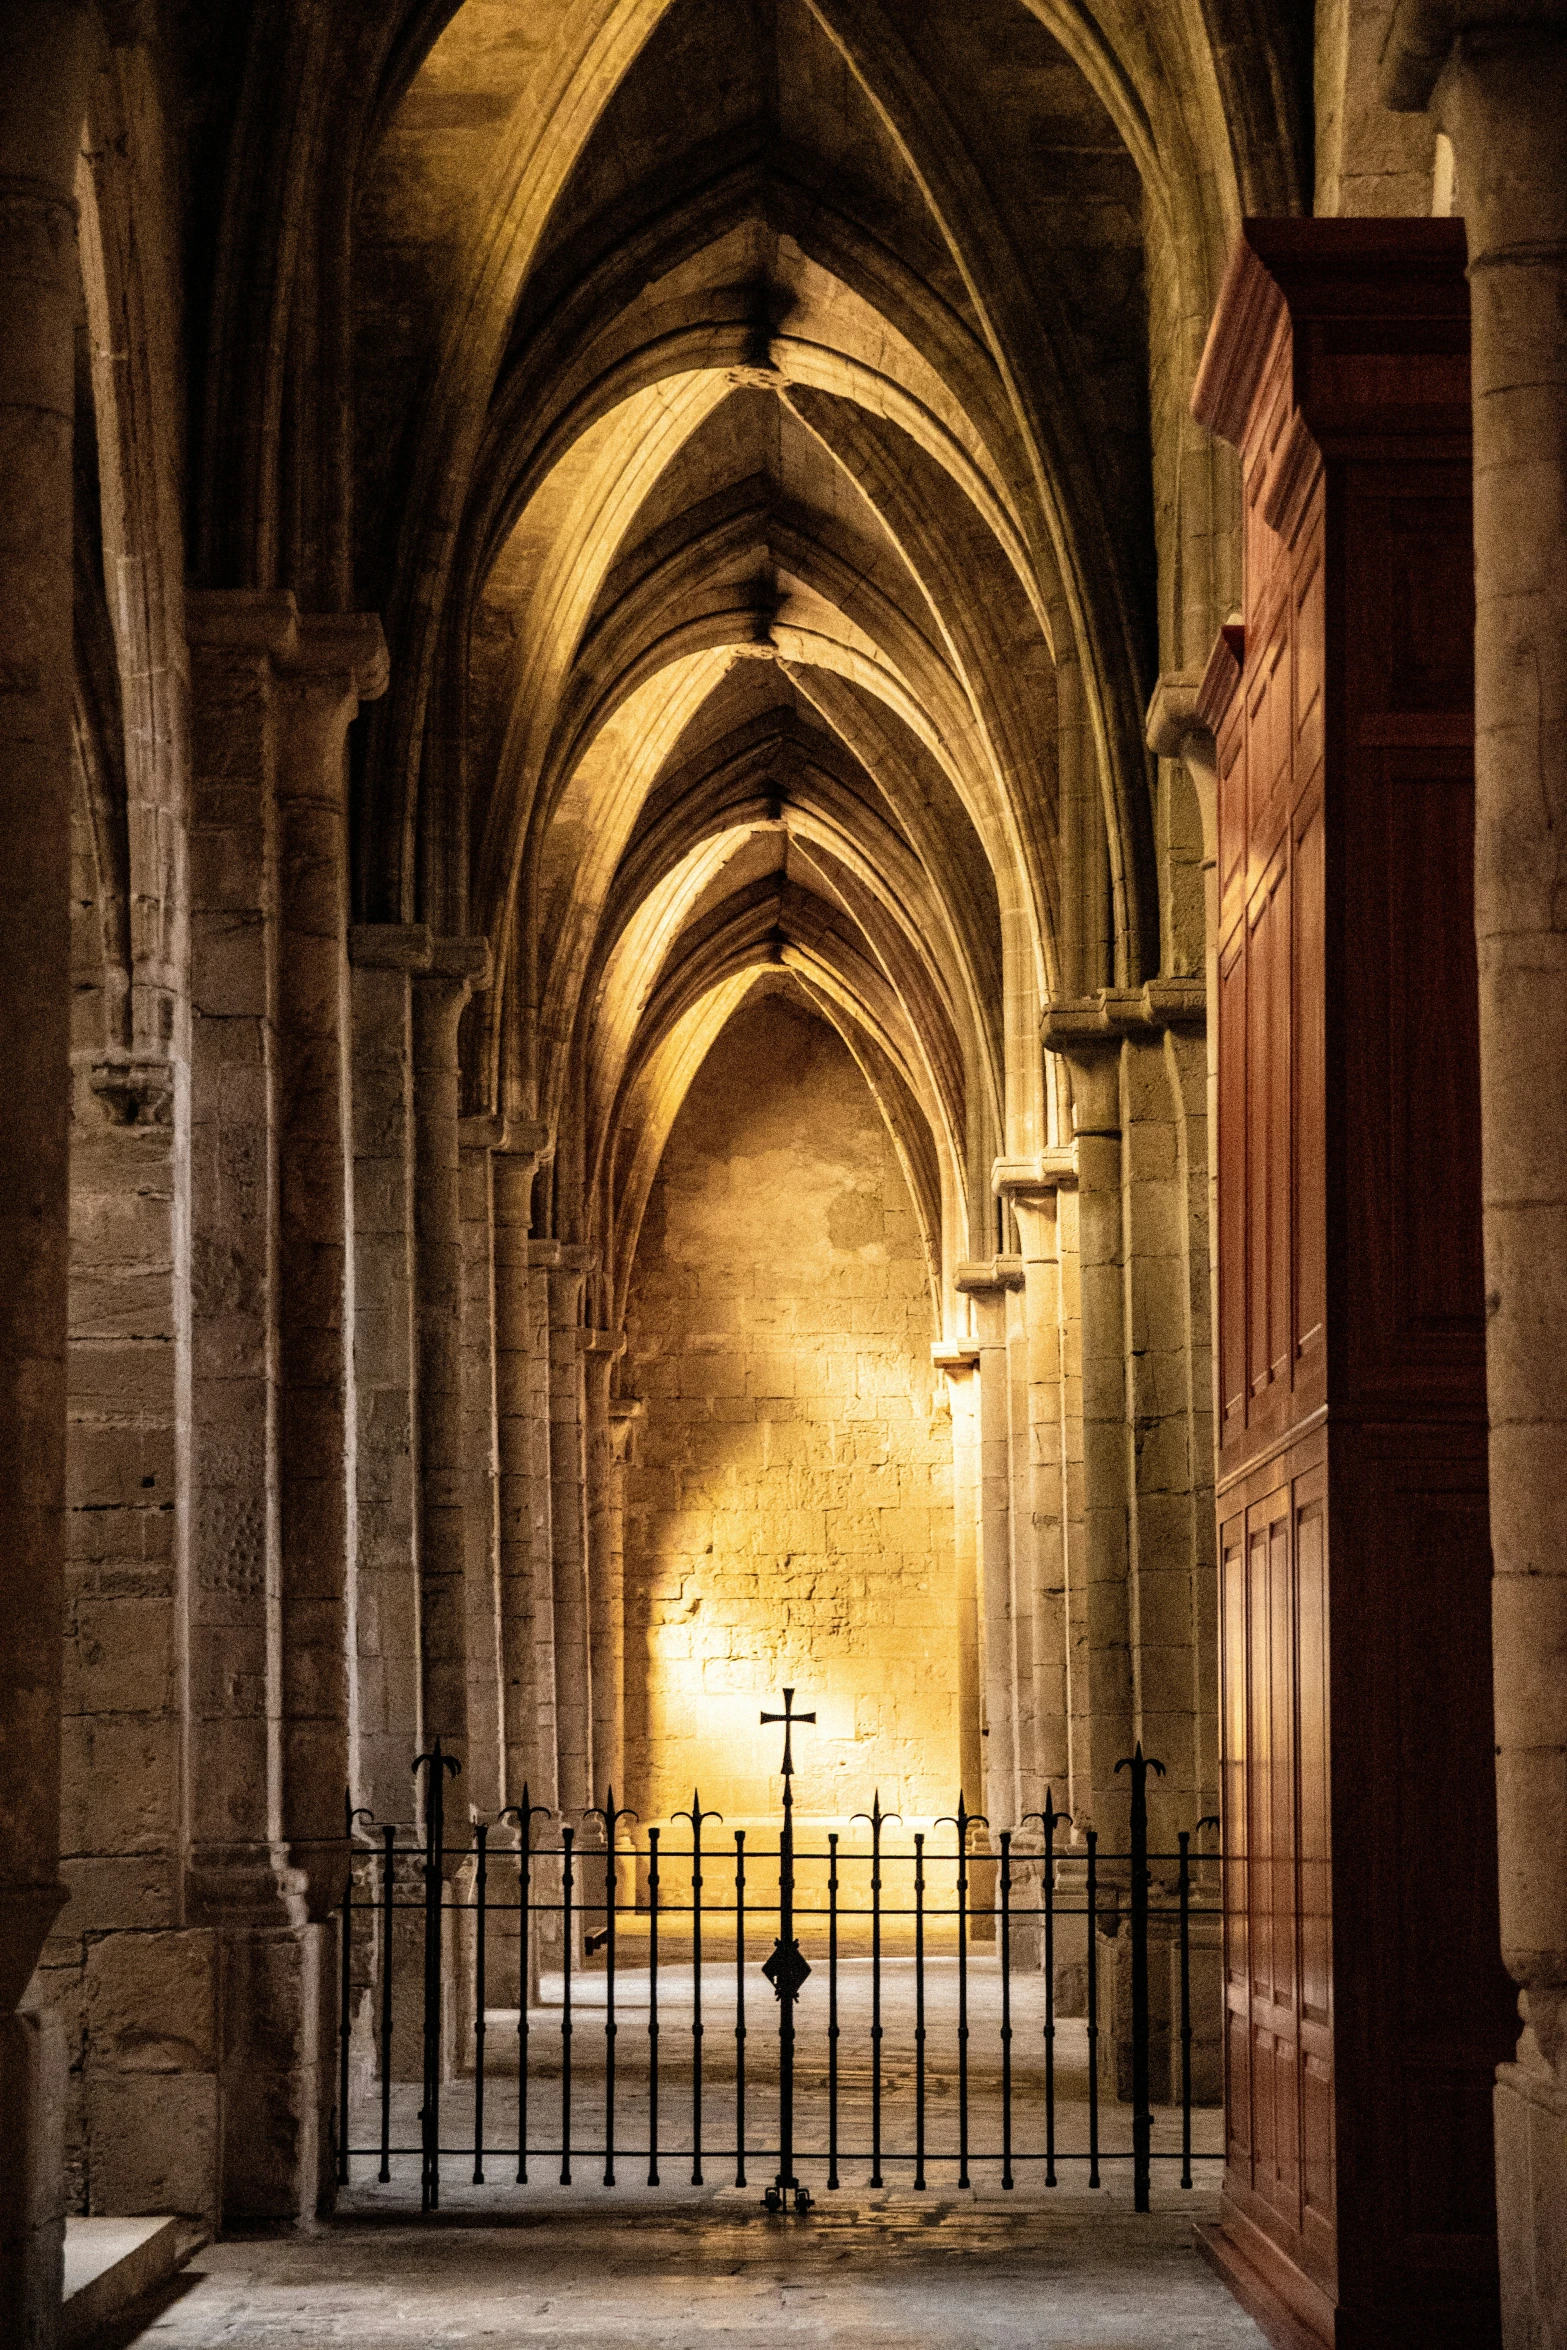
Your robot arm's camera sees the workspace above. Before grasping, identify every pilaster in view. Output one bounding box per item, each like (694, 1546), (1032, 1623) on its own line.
(347, 923), (431, 1824)
(411, 936), (491, 1763)
(0, 21), (92, 2329)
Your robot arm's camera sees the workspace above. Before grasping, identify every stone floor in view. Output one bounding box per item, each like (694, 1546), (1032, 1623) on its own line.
(112, 2202), (1267, 2349)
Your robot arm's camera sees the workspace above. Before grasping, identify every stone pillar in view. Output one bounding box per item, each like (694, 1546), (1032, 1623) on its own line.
(0, 7), (93, 2331)
(1043, 1032), (1133, 1844)
(411, 938), (490, 1763)
(933, 1343), (987, 1811)
(583, 1330), (626, 1814)
(995, 1154), (1079, 1819)
(539, 1244), (594, 1819)
(955, 1256), (1026, 1824)
(274, 617), (386, 1897)
(457, 1114), (506, 1822)
(185, 590), (317, 2224)
(493, 1139), (556, 1813)
(1382, 16), (1567, 2339)
(348, 923), (431, 1826)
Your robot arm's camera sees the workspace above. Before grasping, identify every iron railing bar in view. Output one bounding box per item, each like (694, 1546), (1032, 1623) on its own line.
(734, 1831), (746, 2189)
(560, 1825), (574, 2186)
(914, 1833), (927, 2192)
(647, 1828), (661, 2186)
(379, 1823), (395, 2184)
(1000, 1828), (1013, 2191)
(473, 1822), (487, 2184)
(1087, 1826), (1100, 2191)
(827, 1831), (839, 2191)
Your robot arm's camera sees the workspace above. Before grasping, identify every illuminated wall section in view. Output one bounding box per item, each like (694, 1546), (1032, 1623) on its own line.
(623, 986), (961, 1833)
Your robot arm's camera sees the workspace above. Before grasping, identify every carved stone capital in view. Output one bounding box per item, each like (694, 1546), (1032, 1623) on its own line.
(88, 1052), (175, 1126)
(955, 1254), (1026, 1296)
(992, 1149), (1078, 1201)
(350, 921), (434, 972)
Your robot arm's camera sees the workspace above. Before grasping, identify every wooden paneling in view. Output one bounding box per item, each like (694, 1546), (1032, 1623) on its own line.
(1193, 222), (1513, 2349)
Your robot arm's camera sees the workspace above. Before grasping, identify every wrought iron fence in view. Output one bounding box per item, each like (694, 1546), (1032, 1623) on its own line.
(332, 1698), (1221, 2216)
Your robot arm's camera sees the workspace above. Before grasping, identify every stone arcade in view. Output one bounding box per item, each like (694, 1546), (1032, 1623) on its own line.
(0, 3), (1564, 2347)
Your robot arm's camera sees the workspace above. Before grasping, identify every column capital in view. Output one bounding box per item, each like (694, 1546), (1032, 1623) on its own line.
(86, 1048), (175, 1127)
(580, 1326), (626, 1358)
(1042, 982), (1205, 1055)
(458, 1111), (508, 1153)
(186, 586), (298, 664)
(1146, 667), (1219, 864)
(992, 1149), (1078, 1201)
(932, 1340), (981, 1376)
(282, 611), (388, 701)
(420, 932), (493, 993)
(349, 921), (434, 972)
(955, 1255), (1026, 1296)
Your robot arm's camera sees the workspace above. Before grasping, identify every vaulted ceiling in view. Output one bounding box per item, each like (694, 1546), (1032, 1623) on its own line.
(282, 0), (1310, 1321)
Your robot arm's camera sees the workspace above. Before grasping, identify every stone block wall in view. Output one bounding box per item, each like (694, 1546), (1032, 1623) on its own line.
(622, 988), (960, 1831)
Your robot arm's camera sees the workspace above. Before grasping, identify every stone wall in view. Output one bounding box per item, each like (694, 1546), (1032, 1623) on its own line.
(622, 988), (960, 1830)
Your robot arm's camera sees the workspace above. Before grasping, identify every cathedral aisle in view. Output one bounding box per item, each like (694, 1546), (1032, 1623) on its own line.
(111, 2208), (1266, 2350)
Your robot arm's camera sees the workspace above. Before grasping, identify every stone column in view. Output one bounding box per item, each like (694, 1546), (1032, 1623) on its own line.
(1383, 16), (1567, 2338)
(955, 1257), (1026, 1825)
(457, 1114), (506, 1821)
(1042, 1029), (1133, 1845)
(583, 1330), (626, 1814)
(185, 591), (320, 2224)
(273, 617), (386, 1898)
(492, 1138), (556, 1813)
(995, 1155), (1079, 1818)
(933, 1344), (986, 1812)
(348, 924), (431, 1826)
(0, 8), (92, 2332)
(539, 1243), (594, 1820)
(411, 938), (490, 1764)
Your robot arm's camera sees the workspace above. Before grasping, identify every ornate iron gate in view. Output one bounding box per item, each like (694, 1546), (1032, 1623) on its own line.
(333, 1695), (1220, 2214)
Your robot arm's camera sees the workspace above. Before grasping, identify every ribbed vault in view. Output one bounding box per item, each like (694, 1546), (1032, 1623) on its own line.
(344, 0), (1303, 1339)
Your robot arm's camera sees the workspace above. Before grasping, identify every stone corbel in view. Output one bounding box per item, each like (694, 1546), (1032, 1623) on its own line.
(349, 922), (434, 972)
(932, 1339), (982, 1376)
(458, 1111), (508, 1154)
(608, 1394), (646, 1469)
(1041, 980), (1206, 1054)
(992, 1148), (1078, 1204)
(88, 1050), (175, 1126)
(955, 1255), (1027, 1296)
(1146, 669), (1219, 867)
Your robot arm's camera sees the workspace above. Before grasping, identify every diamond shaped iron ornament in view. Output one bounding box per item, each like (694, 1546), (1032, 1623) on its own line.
(762, 1935), (811, 2003)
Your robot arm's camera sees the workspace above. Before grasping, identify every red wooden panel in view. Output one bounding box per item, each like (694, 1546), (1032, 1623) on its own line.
(1197, 222), (1499, 2347)
(1246, 897), (1272, 1408)
(1267, 866), (1292, 1392)
(1218, 938), (1248, 1443)
(1292, 796), (1326, 1374)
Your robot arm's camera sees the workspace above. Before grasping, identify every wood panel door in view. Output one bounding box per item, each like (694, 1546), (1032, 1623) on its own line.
(1194, 221), (1513, 2350)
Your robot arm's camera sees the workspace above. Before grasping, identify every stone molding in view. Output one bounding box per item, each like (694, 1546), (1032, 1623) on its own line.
(87, 1049), (175, 1125)
(954, 1254), (1026, 1296)
(349, 921), (434, 972)
(186, 590), (387, 699)
(457, 1112), (508, 1152)
(1042, 982), (1206, 1054)
(992, 1149), (1078, 1200)
(931, 1340), (981, 1373)
(580, 1327), (626, 1358)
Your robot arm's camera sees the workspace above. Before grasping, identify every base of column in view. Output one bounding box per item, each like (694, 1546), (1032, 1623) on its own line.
(221, 1924), (330, 2225)
(1496, 2050), (1567, 2350)
(0, 1989), (66, 2350)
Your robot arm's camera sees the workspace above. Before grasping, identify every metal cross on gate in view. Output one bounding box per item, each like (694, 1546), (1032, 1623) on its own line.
(760, 1689), (814, 2212)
